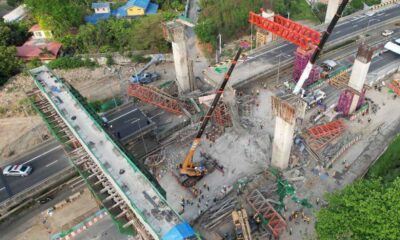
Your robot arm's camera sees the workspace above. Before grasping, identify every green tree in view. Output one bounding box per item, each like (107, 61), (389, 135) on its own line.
(316, 178), (400, 240)
(24, 0), (86, 36)
(0, 20), (30, 46)
(0, 46), (22, 85)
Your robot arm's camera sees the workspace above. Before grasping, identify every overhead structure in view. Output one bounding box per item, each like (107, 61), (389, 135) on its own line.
(128, 83), (184, 114)
(293, 0), (350, 94)
(29, 66), (196, 240)
(249, 9), (322, 88)
(179, 46), (244, 187)
(249, 11), (320, 50)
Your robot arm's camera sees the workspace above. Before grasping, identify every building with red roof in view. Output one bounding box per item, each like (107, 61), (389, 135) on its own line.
(16, 24), (62, 61)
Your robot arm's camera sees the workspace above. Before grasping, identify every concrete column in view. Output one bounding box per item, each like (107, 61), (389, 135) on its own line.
(325, 0), (340, 24)
(256, 10), (275, 48)
(166, 21), (195, 94)
(271, 116), (295, 169)
(348, 59), (371, 92)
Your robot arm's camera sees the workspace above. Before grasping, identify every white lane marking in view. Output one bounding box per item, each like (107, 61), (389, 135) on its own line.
(45, 159), (59, 168)
(108, 108), (138, 123)
(0, 187), (5, 191)
(22, 146), (62, 165)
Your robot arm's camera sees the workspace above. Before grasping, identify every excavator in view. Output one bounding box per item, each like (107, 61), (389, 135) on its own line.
(178, 45), (244, 187)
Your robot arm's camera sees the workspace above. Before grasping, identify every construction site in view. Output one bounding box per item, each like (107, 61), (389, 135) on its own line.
(8, 1), (400, 240)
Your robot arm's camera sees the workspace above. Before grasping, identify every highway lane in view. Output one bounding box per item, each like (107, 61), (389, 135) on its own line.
(0, 141), (69, 202)
(204, 4), (400, 87)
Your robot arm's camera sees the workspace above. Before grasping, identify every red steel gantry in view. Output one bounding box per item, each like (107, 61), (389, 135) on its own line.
(128, 83), (184, 114)
(249, 10), (322, 87)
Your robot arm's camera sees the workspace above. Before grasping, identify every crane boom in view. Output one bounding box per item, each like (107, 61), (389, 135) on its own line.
(180, 47), (243, 177)
(293, 0), (349, 94)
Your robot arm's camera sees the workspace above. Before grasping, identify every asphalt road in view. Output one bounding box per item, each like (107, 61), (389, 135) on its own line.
(204, 4), (400, 87)
(105, 104), (154, 141)
(0, 141), (69, 202)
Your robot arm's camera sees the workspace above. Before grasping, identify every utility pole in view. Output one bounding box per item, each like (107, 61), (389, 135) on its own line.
(276, 52), (282, 85)
(219, 33), (222, 56)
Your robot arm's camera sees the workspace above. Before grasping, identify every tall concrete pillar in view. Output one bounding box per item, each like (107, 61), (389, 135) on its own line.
(271, 97), (306, 169)
(347, 44), (375, 114)
(255, 9), (276, 48)
(164, 21), (195, 94)
(272, 116), (296, 169)
(325, 0), (340, 24)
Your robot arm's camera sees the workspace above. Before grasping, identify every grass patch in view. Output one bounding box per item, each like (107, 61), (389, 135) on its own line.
(290, 0), (320, 23)
(366, 135), (400, 183)
(48, 56), (97, 70)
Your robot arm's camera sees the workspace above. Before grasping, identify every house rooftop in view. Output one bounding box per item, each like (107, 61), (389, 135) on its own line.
(126, 0), (150, 9)
(29, 24), (42, 32)
(17, 42), (62, 60)
(91, 2), (110, 9)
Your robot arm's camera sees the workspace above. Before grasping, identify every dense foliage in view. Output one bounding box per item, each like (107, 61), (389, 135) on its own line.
(195, 0), (264, 47)
(367, 135), (400, 183)
(0, 20), (30, 47)
(0, 46), (22, 85)
(195, 0), (318, 47)
(316, 178), (400, 239)
(47, 56), (97, 69)
(0, 20), (28, 85)
(344, 0), (381, 15)
(61, 15), (169, 54)
(24, 0), (88, 35)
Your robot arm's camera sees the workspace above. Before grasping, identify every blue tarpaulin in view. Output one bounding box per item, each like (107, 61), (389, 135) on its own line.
(162, 223), (195, 240)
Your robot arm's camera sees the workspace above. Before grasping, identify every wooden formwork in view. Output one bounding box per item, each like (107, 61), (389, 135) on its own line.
(271, 96), (296, 124)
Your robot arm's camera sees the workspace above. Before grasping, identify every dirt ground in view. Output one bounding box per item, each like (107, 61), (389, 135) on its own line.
(0, 117), (50, 163)
(0, 61), (177, 163)
(15, 189), (99, 240)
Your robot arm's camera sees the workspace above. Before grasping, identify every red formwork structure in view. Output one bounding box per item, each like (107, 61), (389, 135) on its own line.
(336, 87), (366, 116)
(247, 189), (287, 238)
(248, 11), (322, 87)
(307, 120), (345, 138)
(128, 83), (183, 114)
(213, 102), (232, 128)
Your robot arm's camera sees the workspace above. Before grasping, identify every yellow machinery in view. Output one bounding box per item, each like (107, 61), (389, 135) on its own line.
(232, 209), (252, 240)
(178, 46), (243, 187)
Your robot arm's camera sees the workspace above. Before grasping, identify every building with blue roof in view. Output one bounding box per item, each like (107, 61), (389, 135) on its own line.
(92, 2), (111, 14)
(85, 0), (159, 24)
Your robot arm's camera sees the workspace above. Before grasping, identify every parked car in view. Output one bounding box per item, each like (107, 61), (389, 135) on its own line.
(382, 29), (394, 37)
(2, 164), (33, 177)
(131, 72), (161, 84)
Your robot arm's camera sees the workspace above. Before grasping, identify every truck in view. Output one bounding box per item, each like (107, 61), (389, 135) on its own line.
(300, 89), (326, 108)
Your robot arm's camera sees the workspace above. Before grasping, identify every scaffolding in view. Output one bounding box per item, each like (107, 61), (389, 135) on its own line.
(247, 189), (287, 238)
(28, 88), (143, 237)
(128, 83), (184, 114)
(213, 102), (232, 128)
(328, 70), (350, 89)
(336, 88), (366, 116)
(293, 47), (321, 87)
(307, 120), (345, 138)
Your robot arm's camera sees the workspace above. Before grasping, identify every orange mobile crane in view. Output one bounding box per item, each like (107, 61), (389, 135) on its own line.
(178, 46), (244, 187)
